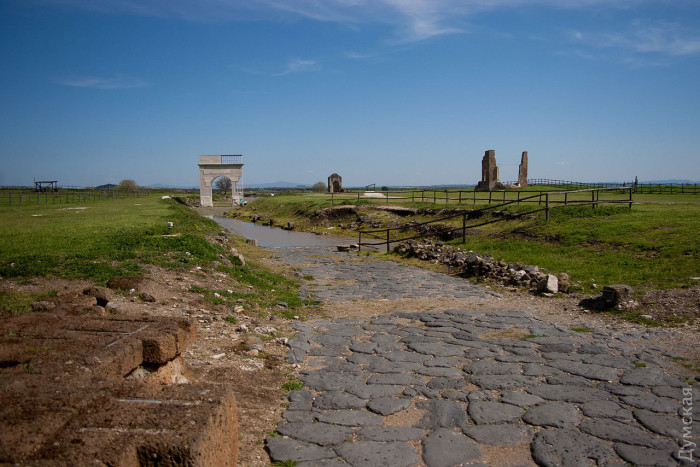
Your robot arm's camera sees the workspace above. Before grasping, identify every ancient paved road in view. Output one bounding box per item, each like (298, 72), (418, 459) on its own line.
(267, 247), (699, 466)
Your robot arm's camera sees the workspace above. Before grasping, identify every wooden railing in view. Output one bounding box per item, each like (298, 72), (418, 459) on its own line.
(0, 188), (149, 206)
(358, 187), (633, 253)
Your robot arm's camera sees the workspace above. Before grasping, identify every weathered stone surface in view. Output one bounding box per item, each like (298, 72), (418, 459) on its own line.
(538, 274), (558, 294)
(468, 401), (524, 425)
(614, 444), (677, 467)
(316, 410), (383, 427)
(313, 391), (366, 410)
(463, 424), (533, 446)
(335, 441), (419, 467)
(358, 427), (425, 442)
(265, 437), (336, 462)
(464, 360), (522, 375)
(527, 384), (612, 403)
(633, 409), (684, 438)
(367, 359), (421, 374)
(578, 419), (673, 450)
(366, 397), (411, 416)
(500, 391), (545, 407)
(276, 422), (353, 446)
(301, 372), (367, 391)
(620, 395), (679, 413)
(416, 366), (464, 377)
(422, 428), (482, 467)
(366, 373), (425, 386)
(418, 400), (469, 429)
(620, 368), (683, 387)
(426, 377), (466, 390)
(345, 384), (404, 399)
(546, 360), (620, 381)
(407, 342), (464, 356)
(383, 351), (431, 363)
(289, 390), (315, 403)
(522, 363), (562, 377)
(530, 429), (614, 467)
(580, 400), (633, 420)
(469, 375), (539, 390)
(522, 402), (580, 428)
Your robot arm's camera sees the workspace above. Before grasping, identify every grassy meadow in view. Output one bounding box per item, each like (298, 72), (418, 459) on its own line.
(0, 193), (306, 316)
(233, 188), (700, 292)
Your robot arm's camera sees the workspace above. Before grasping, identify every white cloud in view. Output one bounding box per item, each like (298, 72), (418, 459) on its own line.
(572, 19), (700, 57)
(58, 75), (150, 89)
(275, 59), (319, 76)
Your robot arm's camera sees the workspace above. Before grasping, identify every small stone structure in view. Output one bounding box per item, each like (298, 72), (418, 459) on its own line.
(198, 155), (243, 207)
(518, 151), (528, 187)
(476, 150), (499, 191)
(328, 173), (343, 193)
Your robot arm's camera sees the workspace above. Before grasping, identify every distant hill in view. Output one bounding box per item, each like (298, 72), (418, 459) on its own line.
(642, 179), (699, 184)
(245, 181), (308, 189)
(95, 183), (118, 190)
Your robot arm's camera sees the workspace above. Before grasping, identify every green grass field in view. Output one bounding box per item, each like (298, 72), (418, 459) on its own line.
(233, 189), (700, 292)
(0, 194), (306, 316)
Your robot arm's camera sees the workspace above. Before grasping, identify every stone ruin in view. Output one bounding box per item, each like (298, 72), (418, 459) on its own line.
(518, 151), (528, 187)
(475, 149), (528, 191)
(328, 173), (343, 193)
(475, 150), (499, 191)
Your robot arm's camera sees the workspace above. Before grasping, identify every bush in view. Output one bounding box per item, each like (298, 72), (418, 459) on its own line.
(312, 181), (326, 193)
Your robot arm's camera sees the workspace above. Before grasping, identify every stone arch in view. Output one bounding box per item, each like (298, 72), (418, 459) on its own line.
(199, 155), (244, 207)
(327, 173), (343, 193)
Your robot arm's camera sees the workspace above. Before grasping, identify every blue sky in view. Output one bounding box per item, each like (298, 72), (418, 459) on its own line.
(1, 0), (699, 187)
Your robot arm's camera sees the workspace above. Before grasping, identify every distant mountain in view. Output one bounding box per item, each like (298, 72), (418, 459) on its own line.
(642, 179), (699, 184)
(245, 181), (308, 188)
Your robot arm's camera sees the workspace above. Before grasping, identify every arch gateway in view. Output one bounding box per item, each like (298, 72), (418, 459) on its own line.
(198, 155), (244, 207)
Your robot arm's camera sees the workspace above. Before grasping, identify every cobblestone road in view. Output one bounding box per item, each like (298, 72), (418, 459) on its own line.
(267, 247), (699, 466)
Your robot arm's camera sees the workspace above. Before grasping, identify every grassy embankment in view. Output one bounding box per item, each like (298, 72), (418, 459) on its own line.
(231, 189), (700, 293)
(0, 193), (307, 317)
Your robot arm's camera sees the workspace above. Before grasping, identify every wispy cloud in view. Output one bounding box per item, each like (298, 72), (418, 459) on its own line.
(275, 59), (319, 76)
(571, 20), (700, 57)
(58, 75), (150, 89)
(31, 0), (700, 49)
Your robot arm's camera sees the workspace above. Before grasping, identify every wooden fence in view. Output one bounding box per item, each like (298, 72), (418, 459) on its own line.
(0, 189), (149, 206)
(358, 187), (633, 253)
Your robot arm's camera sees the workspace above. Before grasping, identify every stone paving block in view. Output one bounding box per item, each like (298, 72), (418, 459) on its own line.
(426, 376), (466, 390)
(522, 401), (580, 428)
(366, 359), (421, 374)
(530, 429), (614, 467)
(597, 382), (646, 396)
(620, 368), (684, 387)
(266, 437), (337, 462)
(367, 373), (426, 386)
(464, 360), (522, 375)
(620, 395), (679, 413)
(527, 384), (612, 403)
(366, 397), (411, 415)
(614, 444), (677, 467)
(463, 423), (533, 446)
(500, 391), (545, 407)
(579, 419), (675, 450)
(335, 441), (419, 467)
(422, 356), (466, 368)
(289, 390), (315, 403)
(314, 391), (367, 410)
(468, 401), (524, 424)
(345, 384), (404, 399)
(469, 375), (539, 390)
(276, 422), (354, 446)
(546, 360), (620, 381)
(633, 409), (684, 438)
(580, 400), (633, 420)
(422, 428), (482, 467)
(301, 372), (367, 391)
(383, 351), (431, 363)
(316, 410), (384, 427)
(407, 342), (464, 356)
(416, 366), (464, 377)
(418, 400), (470, 429)
(545, 373), (594, 387)
(358, 427), (425, 442)
(522, 363), (562, 377)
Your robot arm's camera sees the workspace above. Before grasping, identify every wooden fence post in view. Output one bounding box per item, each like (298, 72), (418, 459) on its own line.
(545, 193), (550, 221)
(386, 229), (390, 253)
(591, 190), (596, 210)
(458, 191), (461, 204)
(462, 213), (466, 244)
(628, 187), (633, 210)
(358, 232), (362, 253)
(445, 190), (448, 205)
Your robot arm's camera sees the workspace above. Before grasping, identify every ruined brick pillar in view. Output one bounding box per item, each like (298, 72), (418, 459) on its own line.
(476, 150), (499, 191)
(518, 151), (528, 187)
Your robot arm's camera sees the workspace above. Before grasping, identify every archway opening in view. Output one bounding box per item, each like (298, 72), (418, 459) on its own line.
(212, 176), (233, 205)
